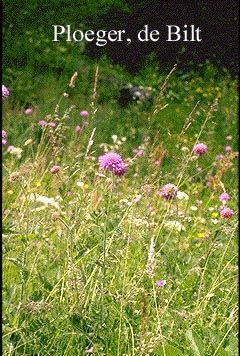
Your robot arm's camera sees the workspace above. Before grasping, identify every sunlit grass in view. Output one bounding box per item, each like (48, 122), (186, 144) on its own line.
(2, 61), (238, 355)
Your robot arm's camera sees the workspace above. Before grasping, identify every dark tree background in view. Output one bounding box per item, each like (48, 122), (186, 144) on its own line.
(2, 0), (239, 75)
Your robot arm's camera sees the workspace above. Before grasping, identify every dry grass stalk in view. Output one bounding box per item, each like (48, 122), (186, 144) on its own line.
(212, 152), (238, 191)
(90, 65), (99, 115)
(153, 63), (177, 116)
(145, 236), (155, 278)
(68, 72), (78, 88)
(180, 101), (200, 135)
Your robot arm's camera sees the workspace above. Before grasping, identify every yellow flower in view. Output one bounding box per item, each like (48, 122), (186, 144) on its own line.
(24, 139), (33, 146)
(211, 212), (218, 218)
(35, 181), (41, 187)
(7, 190), (14, 195)
(197, 232), (205, 238)
(84, 183), (89, 189)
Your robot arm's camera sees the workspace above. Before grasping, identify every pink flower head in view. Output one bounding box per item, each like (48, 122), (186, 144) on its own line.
(216, 154), (224, 160)
(225, 146), (232, 152)
(80, 110), (89, 117)
(156, 280), (166, 287)
(83, 121), (89, 126)
(76, 125), (82, 132)
(132, 149), (144, 156)
(7, 145), (15, 152)
(24, 108), (33, 115)
(226, 135), (232, 141)
(85, 347), (94, 354)
(193, 143), (208, 155)
(49, 122), (56, 127)
(38, 120), (47, 127)
(98, 152), (127, 176)
(220, 206), (234, 219)
(2, 85), (9, 100)
(2, 130), (7, 145)
(219, 192), (230, 203)
(50, 165), (61, 174)
(158, 183), (178, 200)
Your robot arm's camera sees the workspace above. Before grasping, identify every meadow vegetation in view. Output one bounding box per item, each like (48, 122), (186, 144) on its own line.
(2, 53), (238, 355)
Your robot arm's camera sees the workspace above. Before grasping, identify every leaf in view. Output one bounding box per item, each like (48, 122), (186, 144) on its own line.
(224, 335), (238, 355)
(208, 330), (230, 356)
(2, 225), (18, 235)
(185, 329), (205, 356)
(153, 343), (184, 356)
(6, 257), (21, 268)
(38, 272), (53, 291)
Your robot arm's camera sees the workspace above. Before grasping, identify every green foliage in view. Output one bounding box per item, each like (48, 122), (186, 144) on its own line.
(2, 44), (238, 355)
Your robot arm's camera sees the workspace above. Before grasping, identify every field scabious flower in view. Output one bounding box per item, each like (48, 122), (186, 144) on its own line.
(219, 192), (230, 203)
(158, 183), (178, 200)
(225, 145), (232, 152)
(2, 85), (9, 99)
(80, 110), (89, 117)
(2, 129), (7, 145)
(38, 120), (47, 127)
(156, 280), (166, 287)
(220, 206), (234, 219)
(98, 152), (126, 176)
(50, 165), (61, 174)
(24, 108), (32, 115)
(193, 142), (207, 155)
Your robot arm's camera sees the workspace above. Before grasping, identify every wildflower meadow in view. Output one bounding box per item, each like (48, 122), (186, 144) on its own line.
(2, 56), (238, 355)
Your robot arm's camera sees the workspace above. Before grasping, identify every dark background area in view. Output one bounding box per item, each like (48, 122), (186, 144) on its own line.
(2, 0), (239, 75)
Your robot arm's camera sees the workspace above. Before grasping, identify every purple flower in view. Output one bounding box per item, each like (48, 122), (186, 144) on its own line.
(193, 143), (208, 155)
(2, 130), (7, 145)
(85, 347), (94, 354)
(158, 183), (178, 200)
(216, 154), (224, 160)
(225, 146), (232, 152)
(219, 192), (230, 203)
(76, 125), (82, 132)
(98, 152), (127, 176)
(220, 207), (234, 219)
(50, 165), (61, 174)
(156, 280), (166, 287)
(24, 108), (32, 115)
(2, 85), (9, 100)
(7, 145), (15, 152)
(132, 149), (144, 156)
(80, 110), (89, 117)
(38, 120), (47, 127)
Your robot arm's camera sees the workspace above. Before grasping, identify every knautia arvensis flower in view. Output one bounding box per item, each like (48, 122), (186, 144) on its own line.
(158, 183), (178, 200)
(193, 142), (208, 155)
(98, 152), (126, 176)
